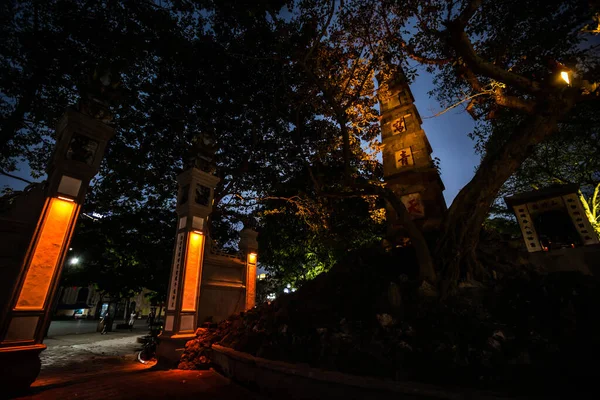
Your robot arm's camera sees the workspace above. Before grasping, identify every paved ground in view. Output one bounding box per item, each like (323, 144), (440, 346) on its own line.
(16, 365), (266, 400)
(9, 323), (266, 400)
(47, 319), (146, 337)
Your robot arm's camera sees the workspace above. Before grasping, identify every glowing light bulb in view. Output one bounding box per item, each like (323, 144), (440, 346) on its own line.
(560, 71), (570, 85)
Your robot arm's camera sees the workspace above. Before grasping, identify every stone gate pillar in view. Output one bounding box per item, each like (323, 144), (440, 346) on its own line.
(239, 227), (258, 310)
(0, 107), (114, 392)
(377, 69), (447, 240)
(157, 166), (220, 366)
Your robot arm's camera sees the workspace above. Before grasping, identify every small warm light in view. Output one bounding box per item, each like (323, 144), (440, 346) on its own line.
(192, 229), (204, 236)
(70, 257), (80, 265)
(258, 273), (266, 280)
(248, 252), (257, 264)
(57, 195), (75, 202)
(560, 71), (570, 85)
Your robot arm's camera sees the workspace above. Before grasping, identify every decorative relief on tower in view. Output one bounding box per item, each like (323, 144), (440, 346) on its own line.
(66, 134), (99, 165)
(395, 147), (414, 169)
(392, 117), (406, 134)
(195, 184), (211, 206)
(392, 114), (413, 135)
(400, 192), (425, 219)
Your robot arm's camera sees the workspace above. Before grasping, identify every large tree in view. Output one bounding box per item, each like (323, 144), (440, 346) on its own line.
(358, 0), (600, 291)
(4, 0), (599, 298)
(2, 0), (388, 292)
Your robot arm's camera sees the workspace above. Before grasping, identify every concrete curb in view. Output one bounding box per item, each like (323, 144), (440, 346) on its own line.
(211, 344), (522, 400)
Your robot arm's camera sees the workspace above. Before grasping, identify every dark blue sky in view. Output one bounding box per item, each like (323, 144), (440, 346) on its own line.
(0, 68), (479, 205)
(411, 66), (479, 205)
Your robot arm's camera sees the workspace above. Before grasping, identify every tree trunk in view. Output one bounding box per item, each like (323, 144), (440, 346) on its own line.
(123, 298), (130, 321)
(157, 304), (163, 324)
(436, 112), (562, 295)
(379, 187), (437, 283)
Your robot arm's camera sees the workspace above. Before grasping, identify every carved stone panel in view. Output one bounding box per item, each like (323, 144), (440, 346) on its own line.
(562, 193), (600, 245)
(514, 206), (542, 252)
(392, 117), (407, 135)
(66, 133), (99, 166)
(167, 232), (185, 310)
(395, 147), (414, 169)
(195, 184), (211, 206)
(400, 192), (425, 219)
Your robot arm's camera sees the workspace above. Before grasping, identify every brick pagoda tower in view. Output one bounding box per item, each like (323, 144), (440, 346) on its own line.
(378, 69), (447, 240)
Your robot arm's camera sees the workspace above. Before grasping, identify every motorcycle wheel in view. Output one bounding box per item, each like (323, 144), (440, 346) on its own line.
(137, 349), (155, 364)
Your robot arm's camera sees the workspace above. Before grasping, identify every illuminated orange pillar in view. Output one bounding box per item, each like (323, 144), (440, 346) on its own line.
(0, 107), (114, 391)
(157, 166), (220, 366)
(240, 227), (259, 310)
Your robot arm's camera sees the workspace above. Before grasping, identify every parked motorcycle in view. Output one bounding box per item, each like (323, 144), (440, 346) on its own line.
(137, 325), (161, 364)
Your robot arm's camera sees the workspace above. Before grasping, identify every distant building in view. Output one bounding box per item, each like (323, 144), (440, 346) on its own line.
(53, 285), (158, 320)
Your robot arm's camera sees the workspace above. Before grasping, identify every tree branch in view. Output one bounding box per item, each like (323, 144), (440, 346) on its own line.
(304, 0), (336, 65)
(494, 93), (536, 114)
(446, 21), (541, 95)
(380, 10), (450, 66)
(0, 169), (34, 185)
(350, 181), (437, 283)
(455, 0), (482, 26)
(423, 90), (492, 119)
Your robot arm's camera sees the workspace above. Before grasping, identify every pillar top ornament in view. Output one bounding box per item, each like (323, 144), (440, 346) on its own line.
(185, 132), (218, 174)
(77, 65), (122, 124)
(239, 227), (258, 253)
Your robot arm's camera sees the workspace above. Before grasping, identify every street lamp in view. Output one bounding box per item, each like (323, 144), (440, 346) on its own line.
(560, 71), (570, 85)
(69, 257), (79, 265)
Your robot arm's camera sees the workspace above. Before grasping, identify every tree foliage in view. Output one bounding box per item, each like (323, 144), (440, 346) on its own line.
(362, 0), (600, 290)
(63, 206), (175, 299)
(2, 0), (599, 296)
(258, 164), (386, 287)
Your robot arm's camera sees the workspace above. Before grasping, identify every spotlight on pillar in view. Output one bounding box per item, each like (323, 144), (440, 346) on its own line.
(560, 70), (570, 85)
(248, 252), (257, 265)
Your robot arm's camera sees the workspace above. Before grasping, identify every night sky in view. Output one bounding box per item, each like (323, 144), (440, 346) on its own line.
(0, 68), (479, 206)
(411, 66), (479, 205)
